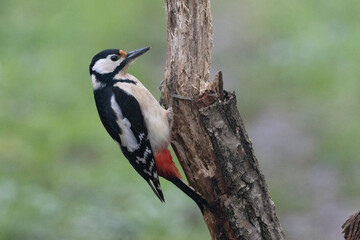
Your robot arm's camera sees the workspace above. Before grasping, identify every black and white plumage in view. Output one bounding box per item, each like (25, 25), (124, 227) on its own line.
(89, 47), (209, 209)
(89, 47), (169, 201)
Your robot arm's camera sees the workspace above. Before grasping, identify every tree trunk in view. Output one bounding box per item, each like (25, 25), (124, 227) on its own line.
(162, 1), (285, 239)
(342, 211), (360, 240)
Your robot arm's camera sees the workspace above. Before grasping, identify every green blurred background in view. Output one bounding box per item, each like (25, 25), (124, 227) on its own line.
(0, 0), (359, 239)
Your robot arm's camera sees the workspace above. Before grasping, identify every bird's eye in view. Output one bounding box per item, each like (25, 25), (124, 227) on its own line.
(110, 55), (119, 61)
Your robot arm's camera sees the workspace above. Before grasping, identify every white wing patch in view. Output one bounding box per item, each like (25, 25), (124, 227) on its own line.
(113, 79), (171, 153)
(110, 95), (140, 152)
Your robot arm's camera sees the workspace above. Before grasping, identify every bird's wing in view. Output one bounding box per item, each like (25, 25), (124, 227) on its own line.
(110, 85), (165, 202)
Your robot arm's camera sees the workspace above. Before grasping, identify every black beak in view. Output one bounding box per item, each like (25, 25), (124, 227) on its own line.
(126, 47), (150, 62)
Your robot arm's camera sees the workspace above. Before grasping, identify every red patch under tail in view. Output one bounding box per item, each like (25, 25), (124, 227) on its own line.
(154, 148), (181, 180)
(155, 148), (211, 211)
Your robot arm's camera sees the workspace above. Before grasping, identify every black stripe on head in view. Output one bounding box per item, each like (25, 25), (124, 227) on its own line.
(114, 79), (137, 85)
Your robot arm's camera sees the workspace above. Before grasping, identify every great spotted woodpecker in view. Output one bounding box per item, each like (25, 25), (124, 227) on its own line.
(89, 47), (207, 209)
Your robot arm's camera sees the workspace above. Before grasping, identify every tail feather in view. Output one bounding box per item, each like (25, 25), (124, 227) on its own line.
(154, 147), (210, 211)
(170, 177), (209, 211)
(147, 178), (165, 203)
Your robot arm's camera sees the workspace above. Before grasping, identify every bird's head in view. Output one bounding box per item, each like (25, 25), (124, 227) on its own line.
(89, 47), (150, 89)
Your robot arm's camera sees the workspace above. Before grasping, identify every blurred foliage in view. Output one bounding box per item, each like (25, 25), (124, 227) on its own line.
(0, 0), (359, 239)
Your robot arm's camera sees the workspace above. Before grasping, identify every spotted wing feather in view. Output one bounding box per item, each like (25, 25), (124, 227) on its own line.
(111, 86), (165, 202)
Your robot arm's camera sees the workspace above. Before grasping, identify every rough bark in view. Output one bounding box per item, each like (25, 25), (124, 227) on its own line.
(342, 211), (360, 240)
(162, 1), (285, 239)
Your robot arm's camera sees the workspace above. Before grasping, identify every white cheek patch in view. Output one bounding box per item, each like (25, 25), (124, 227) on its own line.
(92, 57), (121, 74)
(110, 95), (140, 152)
(91, 74), (105, 90)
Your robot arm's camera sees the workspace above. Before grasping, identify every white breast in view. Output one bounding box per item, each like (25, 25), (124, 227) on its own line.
(114, 73), (171, 153)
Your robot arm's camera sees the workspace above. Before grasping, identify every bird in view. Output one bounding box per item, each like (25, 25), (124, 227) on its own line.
(89, 47), (208, 210)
